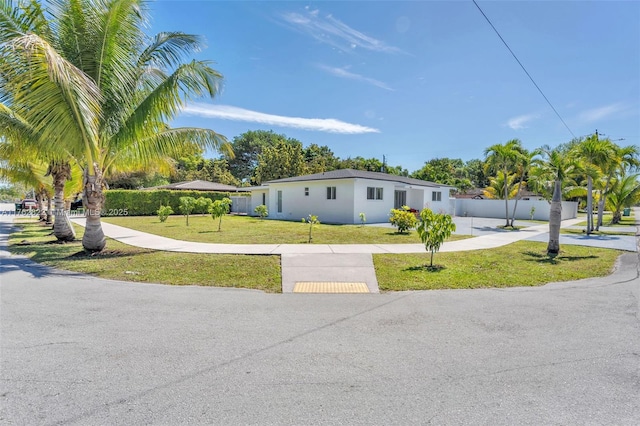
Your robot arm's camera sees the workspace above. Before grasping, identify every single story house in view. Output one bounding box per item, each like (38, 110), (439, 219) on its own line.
(247, 169), (455, 224)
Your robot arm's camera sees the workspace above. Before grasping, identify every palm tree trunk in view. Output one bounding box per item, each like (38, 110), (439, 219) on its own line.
(547, 180), (562, 255)
(586, 176), (593, 235)
(36, 191), (46, 221)
(51, 164), (76, 242)
(510, 176), (525, 227)
(503, 169), (510, 227)
(596, 176), (612, 230)
(45, 194), (53, 224)
(82, 165), (106, 252)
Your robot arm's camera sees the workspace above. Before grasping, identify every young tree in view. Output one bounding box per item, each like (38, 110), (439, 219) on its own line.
(302, 214), (320, 243)
(416, 209), (456, 268)
(210, 197), (232, 231)
(606, 170), (640, 224)
(179, 196), (196, 226)
(254, 204), (268, 219)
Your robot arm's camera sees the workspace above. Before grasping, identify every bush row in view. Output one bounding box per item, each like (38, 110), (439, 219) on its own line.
(103, 189), (246, 216)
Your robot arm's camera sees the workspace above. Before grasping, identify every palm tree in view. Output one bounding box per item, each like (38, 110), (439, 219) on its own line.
(1, 0), (232, 251)
(482, 171), (519, 200)
(534, 145), (579, 255)
(484, 139), (521, 226)
(509, 146), (540, 227)
(607, 169), (640, 224)
(572, 135), (612, 235)
(595, 144), (639, 230)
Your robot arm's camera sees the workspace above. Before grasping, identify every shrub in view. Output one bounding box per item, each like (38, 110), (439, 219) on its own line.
(103, 189), (246, 216)
(157, 205), (174, 223)
(359, 212), (366, 227)
(179, 196), (197, 226)
(210, 198), (232, 231)
(254, 204), (268, 219)
(389, 206), (417, 233)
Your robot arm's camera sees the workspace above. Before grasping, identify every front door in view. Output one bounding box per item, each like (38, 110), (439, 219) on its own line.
(394, 190), (406, 209)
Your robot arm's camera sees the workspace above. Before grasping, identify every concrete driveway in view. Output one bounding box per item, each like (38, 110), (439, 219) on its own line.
(1, 219), (639, 425)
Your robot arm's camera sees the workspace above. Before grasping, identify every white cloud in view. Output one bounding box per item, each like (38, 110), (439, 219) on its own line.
(183, 103), (380, 134)
(578, 103), (628, 122)
(279, 10), (405, 54)
(506, 113), (538, 130)
(317, 64), (393, 91)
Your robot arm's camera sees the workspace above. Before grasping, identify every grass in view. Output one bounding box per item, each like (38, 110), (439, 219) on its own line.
(9, 219), (625, 294)
(9, 221), (282, 293)
(103, 214), (470, 244)
(374, 241), (621, 291)
(573, 212), (636, 227)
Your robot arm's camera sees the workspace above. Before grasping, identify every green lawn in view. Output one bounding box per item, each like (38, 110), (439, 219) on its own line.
(103, 214), (469, 244)
(374, 241), (621, 291)
(573, 212), (636, 227)
(9, 222), (282, 293)
(9, 220), (624, 294)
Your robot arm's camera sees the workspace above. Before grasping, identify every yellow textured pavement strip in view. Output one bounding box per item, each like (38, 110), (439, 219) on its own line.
(293, 282), (370, 293)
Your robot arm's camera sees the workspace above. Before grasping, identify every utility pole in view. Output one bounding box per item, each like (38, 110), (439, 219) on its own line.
(382, 155), (387, 173)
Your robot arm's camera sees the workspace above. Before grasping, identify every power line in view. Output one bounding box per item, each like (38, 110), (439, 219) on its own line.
(472, 0), (576, 138)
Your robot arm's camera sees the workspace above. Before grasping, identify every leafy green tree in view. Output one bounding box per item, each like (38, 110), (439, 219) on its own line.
(1, 1), (231, 251)
(179, 196), (196, 226)
(595, 144), (639, 229)
(416, 209), (456, 268)
(303, 144), (340, 173)
(210, 197), (231, 231)
(464, 158), (489, 188)
(195, 196), (214, 215)
(389, 206), (417, 233)
(226, 130), (297, 183)
(254, 140), (306, 184)
(509, 146), (541, 227)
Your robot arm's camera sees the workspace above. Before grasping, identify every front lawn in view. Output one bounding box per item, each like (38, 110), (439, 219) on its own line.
(103, 214), (470, 244)
(374, 241), (621, 291)
(9, 222), (282, 292)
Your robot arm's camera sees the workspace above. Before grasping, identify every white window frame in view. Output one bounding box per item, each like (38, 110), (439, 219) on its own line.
(327, 186), (336, 200)
(367, 187), (383, 200)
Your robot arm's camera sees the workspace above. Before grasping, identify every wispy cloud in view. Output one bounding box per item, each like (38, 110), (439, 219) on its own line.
(183, 103), (380, 134)
(279, 7), (405, 54)
(578, 103), (629, 122)
(506, 113), (538, 130)
(317, 64), (393, 91)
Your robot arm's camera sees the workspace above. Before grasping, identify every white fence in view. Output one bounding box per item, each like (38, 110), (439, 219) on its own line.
(230, 196), (250, 214)
(453, 199), (578, 221)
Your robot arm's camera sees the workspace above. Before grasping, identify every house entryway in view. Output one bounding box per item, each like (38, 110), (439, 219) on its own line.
(394, 190), (406, 209)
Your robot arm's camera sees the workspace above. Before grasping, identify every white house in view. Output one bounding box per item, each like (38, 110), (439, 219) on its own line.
(247, 169), (455, 224)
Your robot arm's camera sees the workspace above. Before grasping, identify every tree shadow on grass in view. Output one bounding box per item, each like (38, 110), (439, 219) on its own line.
(523, 250), (598, 265)
(404, 264), (447, 272)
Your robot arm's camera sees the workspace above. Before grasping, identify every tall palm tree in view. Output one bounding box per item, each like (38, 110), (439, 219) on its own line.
(482, 171), (519, 200)
(572, 135), (612, 235)
(535, 145), (579, 255)
(595, 144), (639, 230)
(509, 146), (540, 227)
(1, 0), (232, 251)
(484, 139), (521, 226)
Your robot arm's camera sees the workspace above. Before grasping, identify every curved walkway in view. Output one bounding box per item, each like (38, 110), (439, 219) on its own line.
(70, 216), (637, 293)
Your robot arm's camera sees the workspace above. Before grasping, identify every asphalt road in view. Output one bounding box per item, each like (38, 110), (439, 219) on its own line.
(1, 221), (639, 425)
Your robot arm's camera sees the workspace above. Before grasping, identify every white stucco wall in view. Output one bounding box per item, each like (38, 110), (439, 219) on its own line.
(352, 179), (398, 223)
(249, 189), (269, 216)
(454, 199), (578, 221)
(268, 179), (355, 223)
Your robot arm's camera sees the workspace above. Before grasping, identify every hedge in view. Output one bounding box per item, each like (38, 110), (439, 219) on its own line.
(103, 189), (247, 216)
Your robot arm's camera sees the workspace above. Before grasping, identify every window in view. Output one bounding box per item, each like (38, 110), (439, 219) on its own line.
(304, 187), (309, 196)
(432, 191), (442, 202)
(327, 186), (336, 200)
(367, 187), (383, 200)
(277, 190), (282, 213)
(262, 193), (266, 205)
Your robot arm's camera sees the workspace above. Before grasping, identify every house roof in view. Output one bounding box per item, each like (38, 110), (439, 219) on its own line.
(146, 180), (239, 192)
(265, 169), (451, 188)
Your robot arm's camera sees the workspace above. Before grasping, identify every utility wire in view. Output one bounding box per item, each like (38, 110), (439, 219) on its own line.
(472, 0), (576, 138)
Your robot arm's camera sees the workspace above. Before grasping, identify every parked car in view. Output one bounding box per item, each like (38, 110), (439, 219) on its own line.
(20, 199), (37, 210)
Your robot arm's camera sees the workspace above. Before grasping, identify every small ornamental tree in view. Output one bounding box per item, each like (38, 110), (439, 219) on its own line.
(157, 205), (174, 223)
(210, 197), (232, 231)
(389, 206), (417, 233)
(195, 197), (214, 215)
(254, 204), (268, 219)
(179, 196), (197, 226)
(359, 212), (366, 227)
(416, 208), (456, 268)
(302, 214), (320, 243)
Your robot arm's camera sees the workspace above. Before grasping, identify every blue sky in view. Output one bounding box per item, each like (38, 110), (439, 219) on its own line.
(151, 1), (639, 172)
